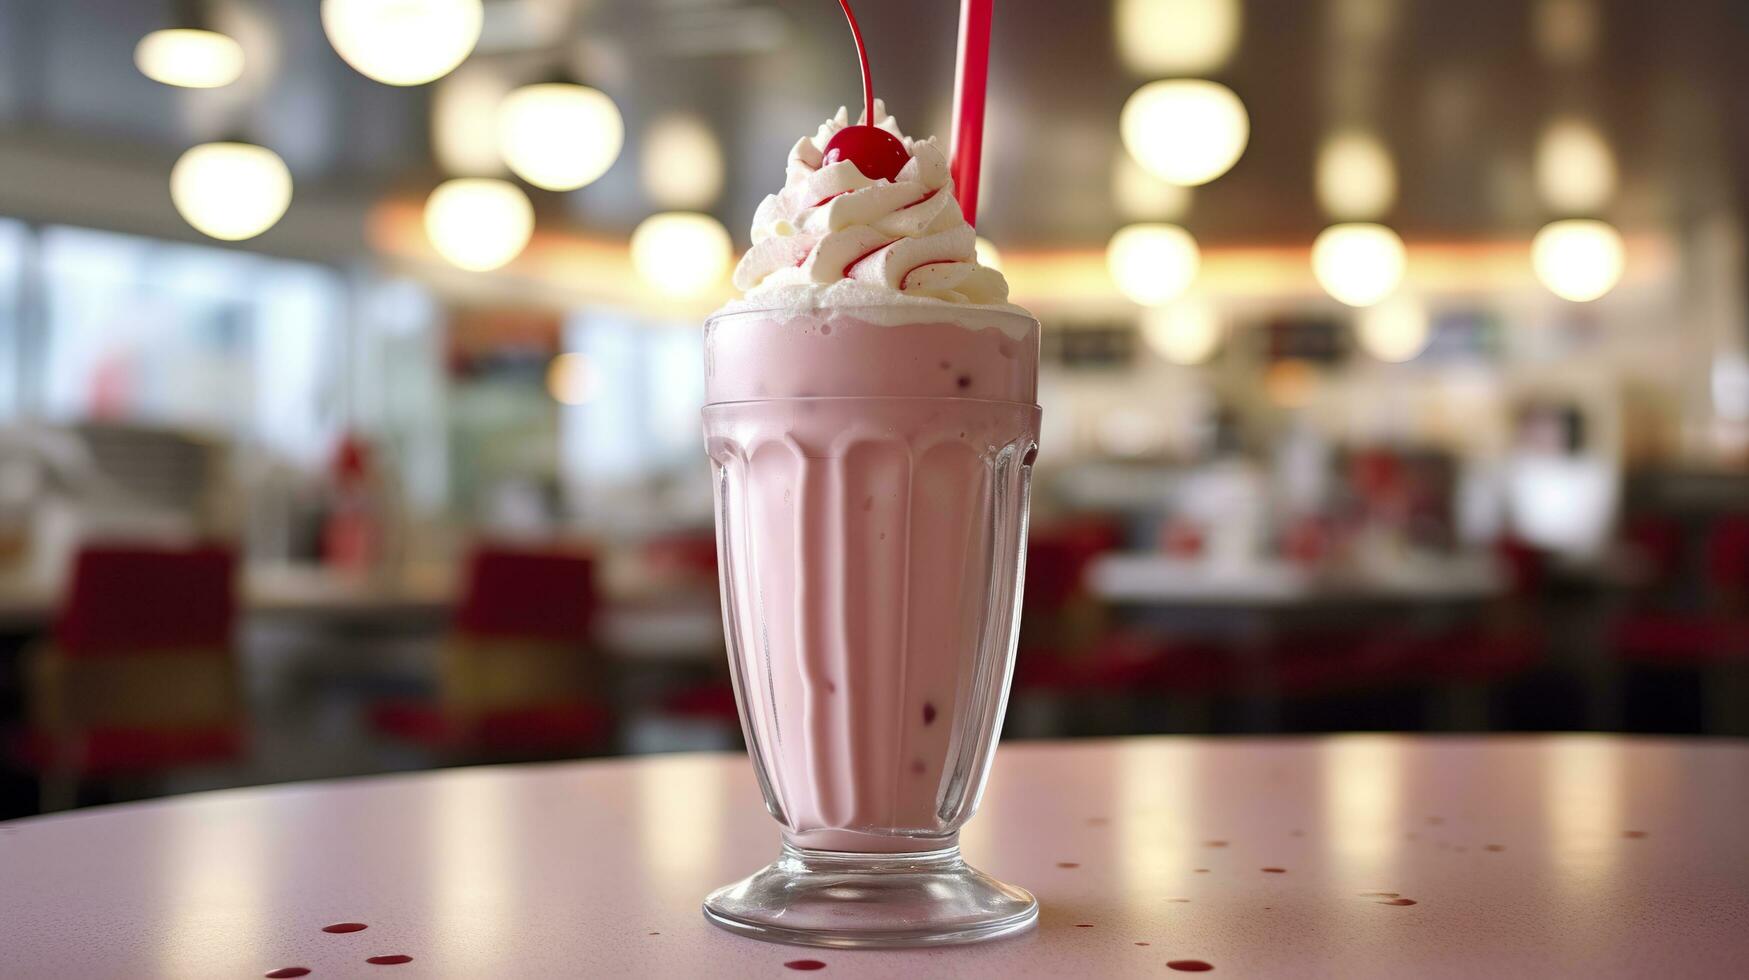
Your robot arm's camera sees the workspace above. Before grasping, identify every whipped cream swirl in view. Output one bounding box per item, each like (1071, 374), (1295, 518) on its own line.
(731, 102), (1011, 307)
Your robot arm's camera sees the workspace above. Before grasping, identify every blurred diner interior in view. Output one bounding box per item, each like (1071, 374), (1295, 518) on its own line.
(3, 0), (1749, 819)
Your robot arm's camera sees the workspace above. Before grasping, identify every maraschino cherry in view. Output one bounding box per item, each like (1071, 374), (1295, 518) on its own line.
(822, 0), (909, 182)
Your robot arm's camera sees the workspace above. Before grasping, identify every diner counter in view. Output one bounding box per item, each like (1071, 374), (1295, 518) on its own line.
(1087, 553), (1508, 607)
(2, 735), (1745, 977)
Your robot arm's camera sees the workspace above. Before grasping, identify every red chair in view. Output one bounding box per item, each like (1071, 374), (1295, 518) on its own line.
(1607, 516), (1749, 734)
(1613, 516), (1749, 669)
(1268, 630), (1421, 698)
(372, 545), (612, 756)
(14, 543), (244, 810)
(1622, 514), (1685, 587)
(1023, 517), (1122, 613)
(641, 530), (720, 587)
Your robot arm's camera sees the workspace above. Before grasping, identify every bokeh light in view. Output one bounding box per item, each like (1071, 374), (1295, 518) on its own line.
(630, 212), (733, 299)
(1265, 360), (1319, 408)
(1142, 300), (1223, 365)
(1114, 0), (1241, 75)
(431, 65), (512, 177)
(1112, 152), (1193, 221)
(1315, 130), (1397, 220)
(321, 0), (482, 86)
(1533, 0), (1598, 66)
(1121, 80), (1250, 187)
(1535, 118), (1617, 215)
(423, 178), (534, 272)
(169, 142), (293, 241)
(1532, 219), (1624, 302)
(546, 353), (597, 406)
(134, 29), (244, 89)
(974, 237), (1004, 272)
(1355, 295), (1432, 362)
(1312, 223), (1406, 307)
(640, 114), (724, 209)
(1107, 223), (1202, 306)
(499, 82), (624, 192)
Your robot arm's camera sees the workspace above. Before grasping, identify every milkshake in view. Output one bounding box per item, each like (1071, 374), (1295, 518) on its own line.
(701, 101), (1040, 946)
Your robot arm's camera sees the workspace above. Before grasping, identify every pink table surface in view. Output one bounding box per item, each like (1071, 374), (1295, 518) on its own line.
(2, 736), (1746, 978)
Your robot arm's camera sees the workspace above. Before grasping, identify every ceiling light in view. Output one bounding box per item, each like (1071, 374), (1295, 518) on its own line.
(640, 114), (723, 209)
(1114, 0), (1241, 75)
(170, 142), (293, 241)
(135, 28), (244, 88)
(1535, 118), (1616, 215)
(423, 177), (534, 272)
(1120, 80), (1249, 187)
(1355, 295), (1432, 362)
(1312, 222), (1406, 307)
(322, 0), (482, 86)
(1142, 300), (1222, 365)
(631, 212), (733, 298)
(1315, 130), (1396, 220)
(498, 81), (624, 192)
(1112, 152), (1192, 221)
(1107, 223), (1202, 306)
(431, 65), (512, 177)
(1532, 219), (1624, 302)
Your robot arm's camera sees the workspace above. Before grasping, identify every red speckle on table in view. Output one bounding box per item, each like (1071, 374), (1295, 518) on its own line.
(1378, 898), (1419, 906)
(1359, 892), (1400, 898)
(825, 680), (837, 694)
(1087, 817), (1110, 826)
(922, 703), (937, 725)
(1193, 868), (1210, 873)
(1261, 867), (1286, 874)
(1135, 941), (1152, 946)
(955, 374), (972, 389)
(1167, 898), (1191, 903)
(784, 961), (827, 972)
(648, 931), (660, 935)
(909, 758), (926, 775)
(1203, 840), (1228, 848)
(1624, 830), (1648, 839)
(1074, 923), (1095, 928)
(366, 955), (413, 965)
(1168, 960), (1215, 972)
(1057, 861), (1080, 868)
(264, 970), (310, 979)
(323, 922), (368, 933)
(1484, 844), (1505, 852)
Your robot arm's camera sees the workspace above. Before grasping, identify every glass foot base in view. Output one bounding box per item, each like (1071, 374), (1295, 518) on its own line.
(703, 842), (1038, 948)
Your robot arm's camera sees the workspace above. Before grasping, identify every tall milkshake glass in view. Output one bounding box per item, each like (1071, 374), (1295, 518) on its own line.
(701, 301), (1040, 947)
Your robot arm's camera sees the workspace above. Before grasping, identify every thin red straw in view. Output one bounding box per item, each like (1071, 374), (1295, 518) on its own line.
(950, 0), (993, 227)
(837, 0), (875, 124)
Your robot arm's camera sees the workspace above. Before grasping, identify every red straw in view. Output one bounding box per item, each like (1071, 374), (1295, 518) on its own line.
(836, 0), (875, 124)
(950, 0), (993, 227)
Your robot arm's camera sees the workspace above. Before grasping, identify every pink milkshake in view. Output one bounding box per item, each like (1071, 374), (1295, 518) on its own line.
(702, 102), (1040, 946)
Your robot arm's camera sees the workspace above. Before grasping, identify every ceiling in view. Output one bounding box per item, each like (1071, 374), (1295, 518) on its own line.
(1, 0), (1746, 253)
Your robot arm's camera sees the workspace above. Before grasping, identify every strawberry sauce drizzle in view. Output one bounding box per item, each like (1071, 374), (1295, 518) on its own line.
(840, 239), (899, 279)
(900, 259), (956, 290)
